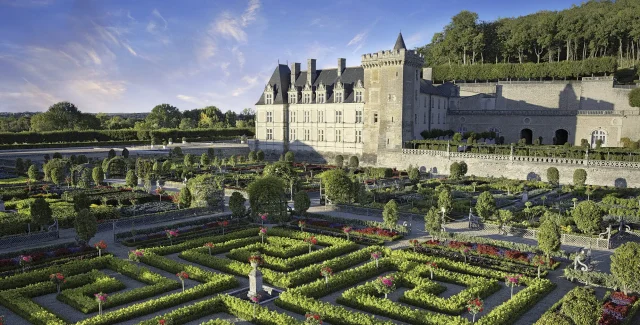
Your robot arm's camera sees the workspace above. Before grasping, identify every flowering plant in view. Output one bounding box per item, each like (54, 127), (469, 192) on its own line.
(425, 262), (438, 279)
(203, 242), (215, 255)
(94, 240), (107, 250)
(176, 271), (189, 292)
(342, 226), (352, 240)
(304, 312), (323, 325)
(95, 292), (108, 315)
(371, 251), (382, 268)
(304, 236), (318, 252)
(50, 273), (66, 293)
(320, 266), (333, 285)
(532, 255), (546, 278)
(611, 292), (637, 306)
(505, 274), (522, 298)
(218, 220), (229, 234)
(19, 255), (32, 272)
(409, 239), (420, 252)
(158, 319), (173, 325)
(129, 250), (144, 262)
(248, 252), (263, 267)
(0, 315), (4, 325)
(374, 275), (396, 299)
(165, 229), (179, 238)
(467, 297), (484, 322)
(249, 293), (261, 304)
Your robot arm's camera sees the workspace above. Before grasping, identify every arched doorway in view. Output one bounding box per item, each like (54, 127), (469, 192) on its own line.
(591, 130), (606, 148)
(520, 129), (533, 145)
(554, 129), (569, 145)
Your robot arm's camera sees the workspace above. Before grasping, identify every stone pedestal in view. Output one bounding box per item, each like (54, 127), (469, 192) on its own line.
(521, 191), (528, 203)
(248, 267), (263, 297)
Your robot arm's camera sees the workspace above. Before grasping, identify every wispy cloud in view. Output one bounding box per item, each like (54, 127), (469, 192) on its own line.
(346, 19), (379, 54)
(232, 75), (260, 97)
(0, 0), (53, 7)
(177, 94), (205, 106)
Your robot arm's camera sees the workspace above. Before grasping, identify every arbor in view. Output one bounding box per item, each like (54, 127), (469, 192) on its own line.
(178, 187), (192, 209)
(229, 191), (246, 218)
(630, 88), (640, 108)
(28, 164), (38, 181)
(560, 287), (601, 325)
(438, 189), (453, 216)
(50, 167), (65, 186)
(284, 151), (295, 163)
(349, 156), (359, 169)
(75, 209), (97, 244)
(537, 219), (560, 259)
(573, 169), (587, 187)
(572, 200), (603, 234)
(547, 167), (559, 185)
(424, 207), (442, 239)
(247, 176), (288, 222)
(30, 198), (52, 230)
(92, 167), (104, 186)
(449, 162), (462, 179)
(611, 242), (640, 295)
(475, 191), (497, 220)
(320, 169), (353, 204)
(334, 155), (344, 168)
(125, 170), (137, 188)
(294, 191), (310, 215)
(382, 200), (399, 231)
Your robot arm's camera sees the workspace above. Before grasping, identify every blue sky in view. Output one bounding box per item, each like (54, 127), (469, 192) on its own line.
(0, 0), (582, 114)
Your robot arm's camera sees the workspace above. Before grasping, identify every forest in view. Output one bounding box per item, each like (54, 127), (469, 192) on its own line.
(418, 0), (640, 73)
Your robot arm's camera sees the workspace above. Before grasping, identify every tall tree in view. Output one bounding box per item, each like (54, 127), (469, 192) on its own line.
(145, 104), (181, 129)
(30, 198), (52, 230)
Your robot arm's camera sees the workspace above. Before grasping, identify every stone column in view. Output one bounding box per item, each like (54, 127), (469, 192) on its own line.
(248, 267), (263, 298)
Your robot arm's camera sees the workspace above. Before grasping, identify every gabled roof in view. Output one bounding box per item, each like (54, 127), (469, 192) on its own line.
(255, 64), (291, 105)
(393, 33), (407, 51)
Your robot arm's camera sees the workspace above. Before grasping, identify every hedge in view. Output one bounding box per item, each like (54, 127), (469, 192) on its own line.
(432, 57), (618, 82)
(0, 127), (255, 145)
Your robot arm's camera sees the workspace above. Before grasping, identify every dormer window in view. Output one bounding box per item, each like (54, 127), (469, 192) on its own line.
(302, 83), (313, 104)
(354, 91), (362, 103)
(303, 93), (312, 104)
(317, 81), (327, 104)
(289, 93), (297, 104)
(288, 84), (299, 104)
(354, 79), (364, 103)
(334, 81), (344, 103)
(317, 93), (325, 103)
(264, 84), (274, 105)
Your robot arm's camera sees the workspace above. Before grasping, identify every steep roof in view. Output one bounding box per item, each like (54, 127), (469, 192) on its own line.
(393, 33), (407, 50)
(255, 64), (291, 105)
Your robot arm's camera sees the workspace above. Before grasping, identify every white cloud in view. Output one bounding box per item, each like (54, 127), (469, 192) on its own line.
(241, 0), (261, 26)
(122, 43), (138, 57)
(197, 37), (217, 62)
(232, 46), (245, 68)
(232, 75), (260, 97)
(146, 21), (157, 33)
(213, 13), (247, 43)
(220, 61), (231, 76)
(152, 9), (168, 30)
(346, 19), (379, 54)
(177, 94), (205, 106)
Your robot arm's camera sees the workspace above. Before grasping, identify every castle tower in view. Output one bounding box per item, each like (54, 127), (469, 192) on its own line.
(361, 33), (424, 164)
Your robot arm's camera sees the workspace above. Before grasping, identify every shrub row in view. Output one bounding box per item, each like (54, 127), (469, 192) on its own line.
(432, 57), (617, 82)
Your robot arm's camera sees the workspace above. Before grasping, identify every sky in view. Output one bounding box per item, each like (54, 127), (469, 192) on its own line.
(0, 0), (583, 114)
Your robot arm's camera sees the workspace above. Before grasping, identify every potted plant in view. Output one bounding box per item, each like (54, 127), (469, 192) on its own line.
(176, 271), (189, 292)
(374, 275), (396, 299)
(467, 297), (484, 323)
(94, 292), (108, 315)
(94, 240), (107, 257)
(49, 273), (66, 294)
(204, 242), (215, 255)
(320, 266), (333, 286)
(259, 227), (267, 243)
(248, 252), (263, 269)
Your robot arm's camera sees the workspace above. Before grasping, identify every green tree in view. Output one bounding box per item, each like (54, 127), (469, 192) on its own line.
(572, 200), (603, 234)
(200, 153), (210, 167)
(184, 154), (194, 167)
(573, 169), (587, 187)
(229, 191), (246, 218)
(247, 176), (288, 222)
(75, 209), (97, 244)
(334, 155), (344, 168)
(178, 187), (192, 209)
(497, 209), (514, 233)
(382, 200), (399, 231)
(125, 170), (137, 188)
(108, 149), (116, 159)
(28, 164), (38, 181)
(459, 161), (468, 176)
(449, 162), (462, 179)
(53, 152), (62, 159)
(146, 104), (182, 128)
(547, 167), (559, 185)
(475, 191), (496, 220)
(611, 242), (640, 295)
(92, 167), (104, 186)
(560, 287), (601, 325)
(408, 166), (420, 183)
(629, 87), (640, 108)
(50, 167), (65, 186)
(537, 219), (560, 259)
(248, 151), (257, 162)
(256, 150), (265, 162)
(321, 169), (353, 204)
(30, 101), (83, 131)
(122, 148), (129, 158)
(348, 156), (359, 168)
(438, 189), (453, 216)
(30, 198), (52, 230)
(294, 191), (310, 215)
(284, 151), (295, 163)
(424, 207), (442, 239)
(72, 193), (91, 213)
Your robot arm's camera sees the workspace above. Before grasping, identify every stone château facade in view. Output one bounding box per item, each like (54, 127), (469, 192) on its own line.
(255, 33), (640, 164)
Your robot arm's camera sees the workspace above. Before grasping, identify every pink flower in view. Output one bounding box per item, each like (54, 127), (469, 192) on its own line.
(21, 255), (32, 263)
(371, 252), (382, 260)
(259, 227), (267, 234)
(94, 292), (108, 302)
(260, 213), (268, 220)
(343, 226), (352, 233)
(249, 293), (261, 303)
(380, 276), (394, 287)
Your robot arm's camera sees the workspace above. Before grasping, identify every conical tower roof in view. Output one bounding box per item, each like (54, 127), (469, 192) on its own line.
(393, 32), (407, 50)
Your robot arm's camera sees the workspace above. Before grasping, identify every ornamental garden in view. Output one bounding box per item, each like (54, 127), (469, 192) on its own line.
(0, 147), (639, 324)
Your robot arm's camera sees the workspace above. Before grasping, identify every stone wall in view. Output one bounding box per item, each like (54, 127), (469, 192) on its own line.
(376, 149), (640, 188)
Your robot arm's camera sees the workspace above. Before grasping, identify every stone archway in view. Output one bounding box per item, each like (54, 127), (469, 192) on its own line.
(520, 129), (533, 145)
(554, 129), (569, 145)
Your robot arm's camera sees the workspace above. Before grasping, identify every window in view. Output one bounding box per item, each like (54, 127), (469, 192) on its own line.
(303, 93), (311, 104)
(317, 93), (325, 103)
(374, 113), (378, 123)
(355, 130), (362, 143)
(317, 129), (324, 142)
(335, 111), (343, 123)
(266, 111), (273, 123)
(304, 129), (310, 141)
(266, 128), (273, 140)
(290, 128), (296, 141)
(355, 111), (363, 123)
(290, 111), (296, 123)
(317, 111), (324, 123)
(289, 93), (297, 104)
(304, 111), (310, 123)
(335, 92), (343, 103)
(335, 129), (342, 142)
(591, 130), (606, 147)
(265, 93), (273, 105)
(355, 91), (363, 103)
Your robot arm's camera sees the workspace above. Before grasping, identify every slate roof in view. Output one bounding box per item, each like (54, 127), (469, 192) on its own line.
(420, 80), (458, 97)
(393, 33), (407, 51)
(256, 65), (365, 104)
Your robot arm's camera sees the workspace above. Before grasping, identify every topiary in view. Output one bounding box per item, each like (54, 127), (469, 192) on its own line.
(559, 287), (601, 325)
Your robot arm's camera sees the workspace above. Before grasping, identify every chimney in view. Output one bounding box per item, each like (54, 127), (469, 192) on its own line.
(307, 59), (316, 85)
(291, 62), (300, 84)
(423, 67), (433, 82)
(337, 58), (346, 77)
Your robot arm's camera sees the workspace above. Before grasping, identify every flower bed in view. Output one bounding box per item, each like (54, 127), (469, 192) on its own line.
(0, 244), (96, 274)
(293, 215), (403, 241)
(599, 292), (640, 325)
